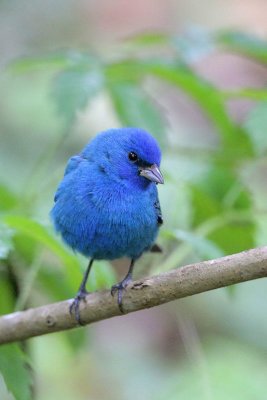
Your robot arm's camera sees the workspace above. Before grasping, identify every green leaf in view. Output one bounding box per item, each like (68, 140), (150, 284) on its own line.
(10, 54), (71, 73)
(0, 344), (31, 400)
(173, 229), (224, 259)
(0, 185), (17, 212)
(160, 338), (267, 400)
(105, 60), (144, 83)
(189, 177), (255, 255)
(105, 60), (253, 157)
(0, 224), (14, 260)
(125, 32), (169, 46)
(222, 88), (267, 101)
(108, 82), (166, 145)
(52, 66), (103, 123)
(2, 215), (81, 288)
(64, 328), (87, 352)
(40, 259), (115, 298)
(244, 101), (267, 155)
(146, 63), (236, 141)
(189, 185), (221, 227)
(194, 165), (244, 205)
(39, 268), (76, 301)
(88, 261), (116, 291)
(9, 50), (96, 73)
(190, 163), (252, 220)
(172, 27), (215, 62)
(210, 222), (255, 256)
(0, 275), (15, 315)
(0, 374), (15, 400)
(12, 234), (38, 266)
(218, 31), (267, 64)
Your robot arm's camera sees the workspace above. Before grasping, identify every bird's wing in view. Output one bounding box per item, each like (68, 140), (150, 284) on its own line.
(154, 197), (163, 225)
(64, 155), (83, 176)
(149, 194), (163, 253)
(54, 155), (83, 202)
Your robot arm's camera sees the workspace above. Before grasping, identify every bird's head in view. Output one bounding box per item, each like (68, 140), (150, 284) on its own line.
(83, 127), (164, 189)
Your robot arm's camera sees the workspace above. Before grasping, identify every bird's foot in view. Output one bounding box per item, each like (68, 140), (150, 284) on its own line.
(69, 289), (89, 326)
(111, 276), (132, 313)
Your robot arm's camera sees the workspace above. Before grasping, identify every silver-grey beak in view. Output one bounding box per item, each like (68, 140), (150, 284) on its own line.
(139, 164), (164, 184)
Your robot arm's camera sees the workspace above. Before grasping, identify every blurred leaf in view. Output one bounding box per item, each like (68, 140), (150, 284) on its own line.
(160, 338), (267, 400)
(218, 31), (267, 64)
(189, 160), (252, 224)
(0, 224), (14, 260)
(189, 185), (221, 227)
(145, 63), (235, 141)
(108, 59), (231, 139)
(2, 216), (81, 287)
(172, 27), (215, 62)
(12, 234), (38, 266)
(195, 164), (251, 209)
(0, 274), (15, 315)
(209, 223), (255, 255)
(143, 62), (254, 158)
(109, 82), (166, 144)
(0, 344), (31, 400)
(198, 165), (234, 202)
(0, 374), (15, 400)
(10, 54), (71, 72)
(88, 260), (116, 291)
(172, 229), (224, 259)
(189, 175), (255, 255)
(244, 101), (267, 155)
(52, 66), (103, 123)
(226, 284), (236, 297)
(222, 88), (267, 101)
(9, 51), (96, 73)
(37, 267), (87, 350)
(39, 268), (75, 301)
(125, 32), (169, 46)
(40, 258), (115, 300)
(64, 329), (87, 352)
(106, 60), (144, 83)
(222, 182), (252, 210)
(0, 186), (17, 212)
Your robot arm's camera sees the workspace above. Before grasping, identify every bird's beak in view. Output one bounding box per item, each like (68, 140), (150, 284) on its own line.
(139, 164), (164, 184)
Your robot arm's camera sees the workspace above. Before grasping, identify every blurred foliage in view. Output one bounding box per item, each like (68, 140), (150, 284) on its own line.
(0, 344), (32, 400)
(1, 29), (267, 399)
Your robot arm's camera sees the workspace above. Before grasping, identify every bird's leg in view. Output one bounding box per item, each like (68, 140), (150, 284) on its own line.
(70, 258), (94, 325)
(111, 258), (135, 313)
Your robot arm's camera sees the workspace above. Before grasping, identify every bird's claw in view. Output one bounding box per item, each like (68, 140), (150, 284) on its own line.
(69, 289), (88, 326)
(111, 277), (132, 313)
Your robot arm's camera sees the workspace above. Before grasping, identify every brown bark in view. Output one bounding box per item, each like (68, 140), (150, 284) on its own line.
(0, 246), (267, 345)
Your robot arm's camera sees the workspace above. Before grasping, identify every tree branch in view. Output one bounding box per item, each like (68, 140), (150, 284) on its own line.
(1, 246), (267, 345)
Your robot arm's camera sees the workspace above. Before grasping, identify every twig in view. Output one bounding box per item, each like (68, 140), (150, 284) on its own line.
(0, 246), (267, 345)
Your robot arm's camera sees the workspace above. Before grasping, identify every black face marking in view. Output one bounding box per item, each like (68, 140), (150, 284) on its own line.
(128, 151), (153, 169)
(136, 158), (153, 169)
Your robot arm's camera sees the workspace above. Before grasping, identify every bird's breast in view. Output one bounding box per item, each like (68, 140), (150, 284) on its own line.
(52, 172), (159, 260)
(79, 183), (159, 259)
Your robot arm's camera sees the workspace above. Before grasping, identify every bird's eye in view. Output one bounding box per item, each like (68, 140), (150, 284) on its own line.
(128, 152), (138, 162)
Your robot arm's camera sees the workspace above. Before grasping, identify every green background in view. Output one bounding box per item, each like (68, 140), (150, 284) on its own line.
(1, 1), (267, 399)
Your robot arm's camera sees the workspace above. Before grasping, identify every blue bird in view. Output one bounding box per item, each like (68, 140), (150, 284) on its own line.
(51, 127), (164, 324)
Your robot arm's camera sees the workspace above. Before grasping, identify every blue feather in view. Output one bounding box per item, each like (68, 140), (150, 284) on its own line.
(51, 127), (163, 319)
(51, 127), (163, 260)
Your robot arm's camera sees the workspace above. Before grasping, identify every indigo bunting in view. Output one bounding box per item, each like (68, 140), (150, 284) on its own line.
(51, 127), (163, 324)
